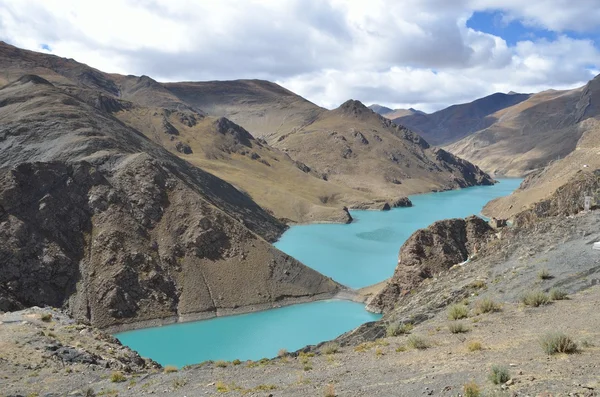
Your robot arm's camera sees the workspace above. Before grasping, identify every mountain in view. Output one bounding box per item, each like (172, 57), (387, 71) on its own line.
(164, 79), (325, 141)
(368, 105), (424, 120)
(269, 99), (494, 197)
(161, 76), (495, 198)
(446, 75), (600, 217)
(0, 41), (496, 217)
(394, 92), (531, 146)
(448, 79), (599, 176)
(0, 74), (340, 329)
(368, 104), (394, 115)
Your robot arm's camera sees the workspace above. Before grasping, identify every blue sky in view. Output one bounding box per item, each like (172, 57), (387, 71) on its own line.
(467, 9), (600, 48)
(1, 0), (600, 112)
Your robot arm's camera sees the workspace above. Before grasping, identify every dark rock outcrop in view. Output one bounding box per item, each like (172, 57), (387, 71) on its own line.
(175, 141), (193, 154)
(514, 169), (600, 227)
(431, 148), (495, 187)
(367, 216), (493, 313)
(0, 75), (341, 329)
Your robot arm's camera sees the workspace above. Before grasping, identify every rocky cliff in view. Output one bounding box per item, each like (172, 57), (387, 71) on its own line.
(367, 216), (494, 313)
(0, 75), (340, 329)
(513, 169), (600, 227)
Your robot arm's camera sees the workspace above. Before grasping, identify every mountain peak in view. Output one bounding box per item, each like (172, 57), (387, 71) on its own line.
(368, 104), (394, 115)
(337, 99), (371, 116)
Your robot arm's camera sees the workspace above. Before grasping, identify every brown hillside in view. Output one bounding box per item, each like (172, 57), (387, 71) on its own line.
(0, 74), (340, 329)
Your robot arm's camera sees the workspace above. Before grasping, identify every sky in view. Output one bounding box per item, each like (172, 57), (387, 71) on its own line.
(1, 0), (599, 113)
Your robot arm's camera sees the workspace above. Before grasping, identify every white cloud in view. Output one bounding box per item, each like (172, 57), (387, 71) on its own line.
(0, 0), (599, 112)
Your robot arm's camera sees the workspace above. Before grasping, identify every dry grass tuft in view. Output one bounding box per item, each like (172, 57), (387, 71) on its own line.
(448, 304), (469, 320)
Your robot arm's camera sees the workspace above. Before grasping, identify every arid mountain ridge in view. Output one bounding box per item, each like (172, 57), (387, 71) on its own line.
(0, 41), (494, 225)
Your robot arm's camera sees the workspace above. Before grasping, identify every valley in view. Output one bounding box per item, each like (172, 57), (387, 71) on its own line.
(1, 32), (600, 397)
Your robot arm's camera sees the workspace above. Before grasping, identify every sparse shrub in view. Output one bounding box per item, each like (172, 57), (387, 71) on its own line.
(303, 364), (313, 371)
(321, 342), (339, 355)
(407, 335), (430, 350)
(475, 297), (502, 314)
(85, 388), (95, 397)
(448, 304), (469, 320)
(463, 381), (481, 397)
(255, 384), (276, 391)
(232, 359), (241, 365)
(41, 313), (52, 322)
(172, 377), (187, 389)
(386, 322), (413, 337)
(448, 322), (469, 334)
(215, 360), (228, 368)
(471, 280), (486, 289)
(278, 348), (288, 357)
(324, 383), (336, 397)
(110, 371), (126, 383)
(216, 381), (228, 392)
(488, 365), (510, 385)
(549, 288), (568, 300)
(163, 365), (178, 373)
(395, 345), (407, 352)
(375, 348), (384, 356)
(521, 290), (550, 307)
(538, 268), (552, 280)
(467, 341), (483, 352)
(539, 332), (577, 355)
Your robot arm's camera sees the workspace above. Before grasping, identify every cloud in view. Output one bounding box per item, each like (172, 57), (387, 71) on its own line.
(0, 0), (598, 112)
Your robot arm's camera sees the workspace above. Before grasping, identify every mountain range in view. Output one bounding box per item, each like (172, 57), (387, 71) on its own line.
(0, 41), (493, 329)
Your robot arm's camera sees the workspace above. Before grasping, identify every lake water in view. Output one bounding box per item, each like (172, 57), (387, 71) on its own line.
(116, 300), (380, 367)
(275, 178), (523, 288)
(115, 179), (522, 366)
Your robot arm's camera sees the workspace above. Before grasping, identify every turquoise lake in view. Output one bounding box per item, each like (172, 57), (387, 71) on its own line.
(275, 178), (523, 289)
(115, 179), (522, 366)
(116, 300), (380, 367)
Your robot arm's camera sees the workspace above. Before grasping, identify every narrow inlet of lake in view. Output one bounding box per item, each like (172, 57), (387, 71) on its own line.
(116, 178), (522, 366)
(275, 178), (523, 288)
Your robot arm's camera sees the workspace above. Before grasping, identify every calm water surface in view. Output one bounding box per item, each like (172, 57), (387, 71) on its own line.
(116, 179), (522, 366)
(116, 300), (380, 367)
(275, 178), (523, 288)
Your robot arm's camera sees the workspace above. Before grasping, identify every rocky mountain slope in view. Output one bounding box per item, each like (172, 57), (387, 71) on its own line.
(164, 79), (325, 141)
(271, 99), (494, 198)
(0, 41), (495, 224)
(447, 82), (597, 177)
(0, 74), (340, 330)
(394, 92), (531, 146)
(461, 77), (600, 218)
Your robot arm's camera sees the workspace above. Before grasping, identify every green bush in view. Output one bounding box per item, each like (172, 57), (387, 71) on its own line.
(448, 304), (469, 320)
(41, 313), (53, 322)
(539, 332), (577, 355)
(407, 335), (430, 350)
(488, 365), (510, 384)
(448, 322), (469, 334)
(549, 288), (568, 300)
(475, 297), (501, 314)
(232, 359), (241, 365)
(521, 290), (550, 307)
(386, 322), (413, 337)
